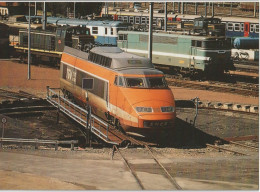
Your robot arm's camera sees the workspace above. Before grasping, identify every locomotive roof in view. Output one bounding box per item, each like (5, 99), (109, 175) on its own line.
(47, 17), (129, 27)
(119, 30), (226, 39)
(90, 47), (155, 70)
(63, 46), (163, 75)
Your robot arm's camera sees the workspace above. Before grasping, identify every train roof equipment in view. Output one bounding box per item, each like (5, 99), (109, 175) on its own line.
(88, 47), (155, 71)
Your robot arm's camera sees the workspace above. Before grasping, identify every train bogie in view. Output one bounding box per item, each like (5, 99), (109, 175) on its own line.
(60, 46), (176, 135)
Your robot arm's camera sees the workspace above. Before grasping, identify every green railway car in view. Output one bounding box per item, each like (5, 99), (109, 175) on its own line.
(117, 31), (234, 77)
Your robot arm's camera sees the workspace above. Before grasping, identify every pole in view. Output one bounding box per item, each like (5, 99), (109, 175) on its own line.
(181, 2), (184, 14)
(195, 3), (198, 15)
(212, 2), (214, 17)
(164, 2), (167, 32)
(42, 2), (46, 30)
(74, 2), (76, 18)
(28, 2), (31, 80)
(205, 2), (207, 17)
(35, 1), (36, 16)
(254, 2), (257, 17)
(230, 2), (232, 16)
(148, 2), (153, 61)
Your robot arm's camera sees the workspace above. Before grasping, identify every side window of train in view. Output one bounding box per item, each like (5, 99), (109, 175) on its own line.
(234, 23), (240, 31)
(92, 27), (98, 34)
(240, 23), (244, 32)
(227, 23), (233, 31)
(129, 16), (134, 24)
(118, 16), (122, 21)
(105, 28), (107, 35)
(111, 28), (113, 35)
(123, 16), (128, 22)
(114, 76), (118, 85)
(135, 17), (140, 24)
(141, 17), (146, 25)
(255, 24), (259, 33)
(118, 76), (124, 86)
(250, 24), (255, 32)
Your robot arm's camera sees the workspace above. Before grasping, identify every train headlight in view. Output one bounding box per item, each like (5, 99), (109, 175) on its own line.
(161, 106), (175, 113)
(135, 107), (153, 113)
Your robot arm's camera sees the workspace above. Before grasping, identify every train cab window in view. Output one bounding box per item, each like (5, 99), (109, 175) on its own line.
(118, 76), (124, 86)
(56, 29), (62, 37)
(118, 34), (127, 41)
(196, 41), (202, 47)
(114, 76), (124, 86)
(146, 77), (168, 89)
(240, 23), (244, 32)
(250, 24), (255, 32)
(92, 27), (98, 34)
(255, 24), (259, 33)
(227, 23), (233, 31)
(135, 17), (140, 24)
(234, 23), (240, 31)
(105, 28), (107, 35)
(129, 16), (134, 24)
(192, 40), (195, 46)
(126, 78), (145, 88)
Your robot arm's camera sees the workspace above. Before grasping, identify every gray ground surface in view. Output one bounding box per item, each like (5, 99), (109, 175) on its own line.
(0, 106), (258, 190)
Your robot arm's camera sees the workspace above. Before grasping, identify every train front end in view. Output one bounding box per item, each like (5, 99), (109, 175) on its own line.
(197, 37), (234, 76)
(115, 69), (176, 135)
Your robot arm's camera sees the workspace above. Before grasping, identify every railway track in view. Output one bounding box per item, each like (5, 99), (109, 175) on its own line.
(233, 60), (259, 73)
(165, 75), (259, 97)
(0, 88), (40, 100)
(112, 143), (182, 190)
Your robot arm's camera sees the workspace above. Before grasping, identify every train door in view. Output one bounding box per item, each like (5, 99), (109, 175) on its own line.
(55, 28), (66, 52)
(190, 40), (197, 69)
(244, 22), (249, 37)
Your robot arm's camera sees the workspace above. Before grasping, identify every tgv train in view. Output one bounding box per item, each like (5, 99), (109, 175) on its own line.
(102, 9), (259, 38)
(60, 46), (176, 134)
(46, 17), (131, 46)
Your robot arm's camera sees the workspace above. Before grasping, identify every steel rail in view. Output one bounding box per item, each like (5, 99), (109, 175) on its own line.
(112, 145), (145, 190)
(206, 143), (248, 156)
(144, 145), (182, 190)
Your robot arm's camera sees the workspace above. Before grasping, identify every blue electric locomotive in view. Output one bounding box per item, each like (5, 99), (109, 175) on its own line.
(46, 17), (130, 46)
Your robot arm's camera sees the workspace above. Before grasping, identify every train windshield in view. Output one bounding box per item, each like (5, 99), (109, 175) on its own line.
(146, 77), (168, 89)
(126, 78), (145, 88)
(202, 40), (231, 49)
(125, 77), (168, 89)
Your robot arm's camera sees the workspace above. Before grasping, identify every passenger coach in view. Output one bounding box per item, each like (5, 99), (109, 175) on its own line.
(60, 46), (176, 134)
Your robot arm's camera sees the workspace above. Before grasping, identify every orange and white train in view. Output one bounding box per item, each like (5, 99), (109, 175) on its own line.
(60, 46), (176, 135)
